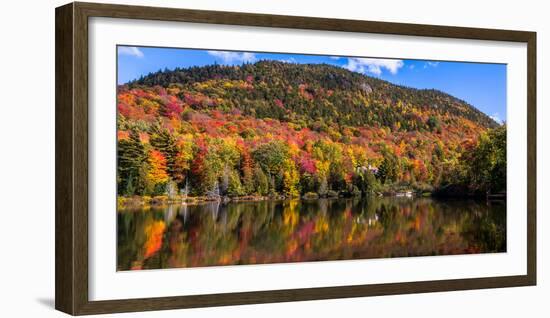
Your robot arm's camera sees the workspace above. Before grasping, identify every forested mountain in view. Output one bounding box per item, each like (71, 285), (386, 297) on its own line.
(117, 61), (505, 199)
(132, 61), (497, 130)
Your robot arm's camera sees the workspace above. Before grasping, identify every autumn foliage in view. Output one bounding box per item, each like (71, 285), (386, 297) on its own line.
(117, 61), (504, 198)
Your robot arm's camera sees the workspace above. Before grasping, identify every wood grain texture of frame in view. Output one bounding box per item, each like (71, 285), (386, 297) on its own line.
(55, 2), (537, 315)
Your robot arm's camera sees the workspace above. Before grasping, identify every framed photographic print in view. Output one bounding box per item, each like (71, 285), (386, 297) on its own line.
(55, 2), (536, 315)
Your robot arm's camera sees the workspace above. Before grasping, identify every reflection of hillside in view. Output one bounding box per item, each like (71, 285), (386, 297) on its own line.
(117, 198), (506, 270)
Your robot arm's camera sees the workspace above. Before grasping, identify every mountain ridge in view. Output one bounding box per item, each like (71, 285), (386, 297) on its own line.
(126, 60), (498, 130)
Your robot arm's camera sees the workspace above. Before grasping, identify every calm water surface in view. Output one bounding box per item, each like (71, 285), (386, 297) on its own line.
(117, 197), (506, 271)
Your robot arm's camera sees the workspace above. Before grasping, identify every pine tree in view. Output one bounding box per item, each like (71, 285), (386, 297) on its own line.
(253, 167), (269, 196)
(118, 129), (146, 195)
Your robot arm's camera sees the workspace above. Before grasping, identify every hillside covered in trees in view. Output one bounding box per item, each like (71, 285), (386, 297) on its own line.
(117, 61), (506, 200)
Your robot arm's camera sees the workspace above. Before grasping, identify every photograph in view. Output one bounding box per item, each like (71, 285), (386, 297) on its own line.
(116, 46), (507, 271)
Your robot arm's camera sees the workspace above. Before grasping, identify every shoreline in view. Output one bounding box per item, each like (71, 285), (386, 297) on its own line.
(117, 191), (428, 209)
(117, 189), (506, 210)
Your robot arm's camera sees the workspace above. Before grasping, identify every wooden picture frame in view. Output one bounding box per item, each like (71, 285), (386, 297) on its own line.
(55, 1), (536, 315)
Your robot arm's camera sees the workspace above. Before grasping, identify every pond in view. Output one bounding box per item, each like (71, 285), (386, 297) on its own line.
(117, 197), (506, 271)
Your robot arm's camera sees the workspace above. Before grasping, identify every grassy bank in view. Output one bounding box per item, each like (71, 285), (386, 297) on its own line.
(117, 186), (436, 210)
(117, 194), (272, 210)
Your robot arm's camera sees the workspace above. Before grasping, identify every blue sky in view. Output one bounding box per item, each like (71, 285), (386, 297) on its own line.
(118, 46), (507, 122)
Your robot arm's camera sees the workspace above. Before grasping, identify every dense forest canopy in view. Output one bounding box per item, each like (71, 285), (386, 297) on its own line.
(117, 61), (505, 199)
(132, 61), (498, 129)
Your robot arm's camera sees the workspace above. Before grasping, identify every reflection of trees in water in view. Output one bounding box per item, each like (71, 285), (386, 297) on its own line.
(457, 200), (506, 252)
(117, 211), (166, 270)
(117, 197), (506, 270)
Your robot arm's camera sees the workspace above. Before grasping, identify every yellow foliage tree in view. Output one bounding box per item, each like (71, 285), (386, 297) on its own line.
(148, 149), (169, 185)
(282, 159), (300, 197)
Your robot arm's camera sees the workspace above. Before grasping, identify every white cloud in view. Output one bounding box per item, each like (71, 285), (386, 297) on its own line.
(490, 113), (504, 124)
(207, 51), (256, 64)
(279, 57), (297, 63)
(118, 46), (144, 58)
(329, 56), (341, 60)
(343, 58), (404, 76)
(424, 61), (440, 68)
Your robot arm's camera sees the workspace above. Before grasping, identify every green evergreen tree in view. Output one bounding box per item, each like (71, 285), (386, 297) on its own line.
(118, 129), (146, 195)
(253, 167), (269, 196)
